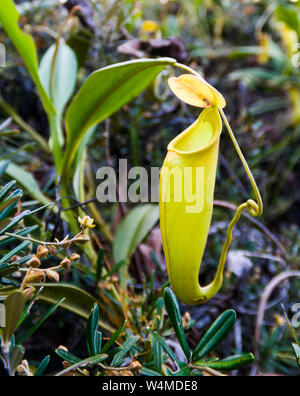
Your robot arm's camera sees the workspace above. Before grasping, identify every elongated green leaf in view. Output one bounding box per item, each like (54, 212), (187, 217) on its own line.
(153, 339), (163, 373)
(63, 58), (176, 172)
(0, 0), (54, 114)
(0, 210), (30, 236)
(149, 328), (179, 364)
(1, 162), (52, 205)
(101, 320), (126, 354)
(39, 42), (78, 153)
(113, 205), (159, 264)
(0, 181), (16, 202)
(34, 355), (50, 377)
(164, 288), (191, 360)
(17, 298), (65, 345)
(0, 189), (23, 219)
(30, 283), (115, 333)
(111, 335), (140, 367)
(141, 367), (162, 376)
(192, 310), (237, 360)
(2, 291), (25, 346)
(194, 353), (254, 371)
(39, 43), (78, 122)
(0, 241), (30, 265)
(55, 354), (108, 377)
(55, 348), (81, 365)
(292, 344), (300, 367)
(86, 303), (100, 356)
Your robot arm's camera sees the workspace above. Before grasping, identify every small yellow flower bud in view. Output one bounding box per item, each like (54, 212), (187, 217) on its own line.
(78, 216), (96, 229)
(46, 269), (60, 282)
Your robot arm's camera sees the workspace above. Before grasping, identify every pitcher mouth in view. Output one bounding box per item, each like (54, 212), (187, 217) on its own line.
(167, 107), (222, 156)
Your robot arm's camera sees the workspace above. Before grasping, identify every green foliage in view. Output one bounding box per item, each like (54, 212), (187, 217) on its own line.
(113, 205), (159, 264)
(0, 0), (54, 114)
(0, 0), (299, 377)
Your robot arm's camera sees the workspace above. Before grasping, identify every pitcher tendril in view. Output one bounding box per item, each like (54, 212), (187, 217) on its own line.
(159, 64), (263, 305)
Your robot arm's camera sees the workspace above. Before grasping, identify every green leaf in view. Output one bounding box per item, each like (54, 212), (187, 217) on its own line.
(153, 339), (163, 373)
(9, 345), (25, 376)
(141, 367), (162, 376)
(113, 205), (159, 264)
(39, 42), (78, 157)
(275, 5), (300, 34)
(194, 353), (254, 371)
(63, 57), (176, 173)
(30, 283), (115, 333)
(192, 310), (237, 360)
(55, 354), (108, 377)
(1, 162), (52, 205)
(39, 43), (78, 124)
(0, 181), (16, 202)
(86, 303), (100, 356)
(16, 298), (65, 345)
(101, 320), (126, 354)
(1, 291), (25, 347)
(0, 0), (54, 114)
(0, 241), (30, 265)
(34, 355), (50, 377)
(0, 210), (30, 236)
(292, 344), (300, 367)
(165, 361), (192, 376)
(111, 335), (140, 367)
(164, 288), (191, 360)
(55, 348), (81, 365)
(0, 189), (23, 219)
(148, 328), (179, 364)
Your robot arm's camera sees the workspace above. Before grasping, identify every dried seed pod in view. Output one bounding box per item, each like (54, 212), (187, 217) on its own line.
(27, 255), (41, 268)
(70, 253), (80, 262)
(23, 287), (35, 301)
(26, 270), (45, 283)
(74, 235), (90, 244)
(36, 245), (49, 259)
(60, 257), (71, 270)
(46, 269), (60, 282)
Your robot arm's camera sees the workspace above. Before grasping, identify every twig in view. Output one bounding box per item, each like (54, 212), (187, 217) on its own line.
(190, 365), (227, 377)
(253, 271), (300, 373)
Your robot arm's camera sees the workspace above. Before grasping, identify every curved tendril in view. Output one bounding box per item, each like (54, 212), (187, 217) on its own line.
(196, 110), (264, 302)
(173, 62), (263, 303)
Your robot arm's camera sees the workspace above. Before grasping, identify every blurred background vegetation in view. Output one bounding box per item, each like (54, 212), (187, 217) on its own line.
(0, 0), (300, 376)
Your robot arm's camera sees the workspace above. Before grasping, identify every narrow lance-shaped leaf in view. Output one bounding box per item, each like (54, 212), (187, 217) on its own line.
(164, 288), (191, 360)
(86, 303), (100, 357)
(194, 353), (255, 371)
(192, 309), (237, 360)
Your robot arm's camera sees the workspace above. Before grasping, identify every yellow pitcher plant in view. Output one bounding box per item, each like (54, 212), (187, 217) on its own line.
(159, 63), (263, 306)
